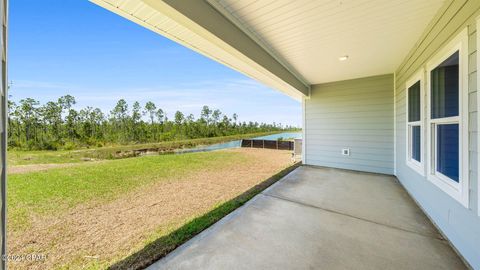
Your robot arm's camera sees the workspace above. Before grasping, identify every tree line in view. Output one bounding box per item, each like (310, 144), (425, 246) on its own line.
(7, 95), (296, 150)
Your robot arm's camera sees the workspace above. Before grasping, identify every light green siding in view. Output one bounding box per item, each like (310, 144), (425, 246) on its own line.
(394, 1), (480, 268)
(305, 74), (394, 175)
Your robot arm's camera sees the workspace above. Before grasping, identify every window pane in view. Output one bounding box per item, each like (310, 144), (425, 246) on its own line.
(431, 51), (459, 119)
(437, 124), (459, 182)
(408, 81), (421, 122)
(411, 126), (421, 162)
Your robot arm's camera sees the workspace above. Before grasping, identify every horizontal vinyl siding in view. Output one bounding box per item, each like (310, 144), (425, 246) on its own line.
(305, 74), (394, 175)
(394, 1), (480, 268)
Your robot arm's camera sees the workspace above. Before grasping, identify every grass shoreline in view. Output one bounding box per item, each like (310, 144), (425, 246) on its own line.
(8, 131), (299, 166)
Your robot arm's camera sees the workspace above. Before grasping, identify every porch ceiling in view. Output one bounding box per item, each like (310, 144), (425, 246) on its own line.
(211, 0), (446, 84)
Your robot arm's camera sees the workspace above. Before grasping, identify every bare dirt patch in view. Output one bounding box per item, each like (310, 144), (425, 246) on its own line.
(8, 148), (293, 269)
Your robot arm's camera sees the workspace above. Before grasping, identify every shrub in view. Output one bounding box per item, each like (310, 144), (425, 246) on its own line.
(63, 141), (77, 151)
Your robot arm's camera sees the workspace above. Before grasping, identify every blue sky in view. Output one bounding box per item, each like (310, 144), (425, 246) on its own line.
(8, 0), (301, 127)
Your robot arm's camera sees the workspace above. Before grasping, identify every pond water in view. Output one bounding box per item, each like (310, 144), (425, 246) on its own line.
(174, 140), (242, 154)
(174, 132), (302, 154)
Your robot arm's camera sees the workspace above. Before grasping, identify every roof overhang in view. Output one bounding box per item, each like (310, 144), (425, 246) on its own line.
(91, 0), (447, 99)
(90, 0), (309, 101)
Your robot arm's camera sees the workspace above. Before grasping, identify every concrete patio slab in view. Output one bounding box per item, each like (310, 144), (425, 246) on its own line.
(264, 166), (441, 238)
(147, 166), (466, 270)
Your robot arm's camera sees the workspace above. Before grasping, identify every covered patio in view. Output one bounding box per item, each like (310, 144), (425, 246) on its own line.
(70, 0), (480, 268)
(147, 166), (465, 270)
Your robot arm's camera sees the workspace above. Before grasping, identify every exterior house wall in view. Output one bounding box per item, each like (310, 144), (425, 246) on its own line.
(304, 74), (394, 175)
(394, 1), (480, 268)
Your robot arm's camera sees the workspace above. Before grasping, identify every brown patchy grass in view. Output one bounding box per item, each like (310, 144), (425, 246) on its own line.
(8, 148), (294, 269)
(8, 162), (98, 174)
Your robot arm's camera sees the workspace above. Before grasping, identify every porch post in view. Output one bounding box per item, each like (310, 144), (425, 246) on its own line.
(0, 0), (7, 268)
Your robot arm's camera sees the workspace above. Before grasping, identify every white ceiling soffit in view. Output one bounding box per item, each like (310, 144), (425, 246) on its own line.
(90, 0), (308, 101)
(212, 0), (446, 84)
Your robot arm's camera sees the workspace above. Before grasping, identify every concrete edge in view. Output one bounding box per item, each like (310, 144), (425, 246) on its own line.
(395, 177), (473, 269)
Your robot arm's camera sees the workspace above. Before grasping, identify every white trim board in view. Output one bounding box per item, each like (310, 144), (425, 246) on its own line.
(393, 73), (396, 176)
(477, 17), (480, 216)
(301, 93), (308, 164)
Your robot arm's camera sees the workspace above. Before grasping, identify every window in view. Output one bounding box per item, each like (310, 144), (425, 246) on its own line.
(426, 29), (469, 207)
(406, 71), (424, 175)
(430, 52), (460, 182)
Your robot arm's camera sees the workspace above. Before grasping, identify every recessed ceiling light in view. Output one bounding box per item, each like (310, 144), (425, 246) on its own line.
(339, 55), (349, 61)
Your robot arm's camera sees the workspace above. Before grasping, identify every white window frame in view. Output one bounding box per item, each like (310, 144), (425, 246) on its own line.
(426, 28), (469, 207)
(405, 70), (425, 176)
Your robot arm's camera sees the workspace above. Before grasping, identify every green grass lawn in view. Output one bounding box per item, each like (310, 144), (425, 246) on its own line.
(8, 150), (247, 232)
(8, 135), (298, 269)
(8, 131), (281, 166)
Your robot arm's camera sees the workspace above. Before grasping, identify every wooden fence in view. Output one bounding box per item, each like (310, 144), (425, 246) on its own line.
(241, 139), (294, 150)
